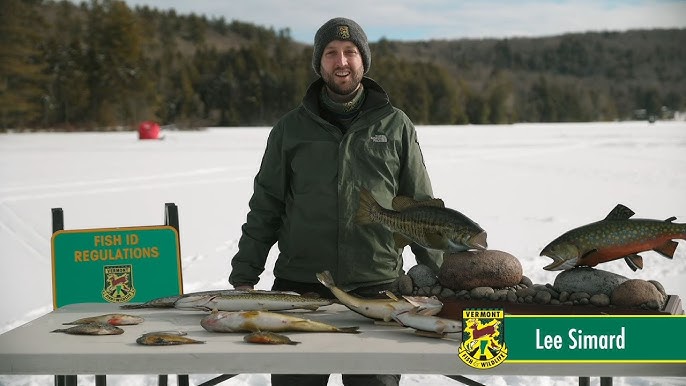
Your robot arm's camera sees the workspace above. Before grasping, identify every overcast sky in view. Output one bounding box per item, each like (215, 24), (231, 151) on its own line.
(117, 0), (686, 43)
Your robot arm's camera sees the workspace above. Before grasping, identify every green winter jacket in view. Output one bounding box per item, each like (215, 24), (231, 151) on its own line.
(229, 77), (442, 291)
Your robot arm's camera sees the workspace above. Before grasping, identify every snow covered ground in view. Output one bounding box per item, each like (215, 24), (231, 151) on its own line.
(1, 121), (685, 385)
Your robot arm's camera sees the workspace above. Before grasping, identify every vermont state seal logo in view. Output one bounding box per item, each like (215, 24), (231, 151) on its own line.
(102, 264), (136, 303)
(458, 308), (508, 369)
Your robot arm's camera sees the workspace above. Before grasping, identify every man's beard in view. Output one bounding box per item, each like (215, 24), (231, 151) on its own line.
(322, 67), (363, 98)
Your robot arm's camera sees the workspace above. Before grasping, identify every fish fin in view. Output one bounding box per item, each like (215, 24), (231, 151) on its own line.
(664, 216), (677, 223)
(393, 232), (413, 249)
(383, 290), (400, 301)
(392, 196), (444, 211)
(605, 204), (635, 220)
(624, 254), (643, 271)
(355, 188), (382, 225)
(315, 271), (335, 288)
(425, 232), (448, 250)
(653, 240), (678, 259)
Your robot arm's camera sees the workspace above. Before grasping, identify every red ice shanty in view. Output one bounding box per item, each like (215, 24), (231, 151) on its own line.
(138, 121), (163, 140)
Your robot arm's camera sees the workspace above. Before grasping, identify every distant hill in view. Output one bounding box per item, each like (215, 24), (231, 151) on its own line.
(1, 0), (683, 130)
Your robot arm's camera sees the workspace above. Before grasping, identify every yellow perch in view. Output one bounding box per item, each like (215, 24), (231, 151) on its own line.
(63, 313), (144, 326)
(51, 323), (124, 335)
(244, 331), (301, 345)
(136, 331), (205, 346)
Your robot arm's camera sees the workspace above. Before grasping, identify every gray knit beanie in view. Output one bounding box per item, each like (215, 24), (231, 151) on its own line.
(312, 17), (371, 76)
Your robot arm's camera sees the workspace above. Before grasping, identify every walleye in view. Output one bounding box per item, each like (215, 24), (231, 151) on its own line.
(63, 313), (144, 326)
(355, 188), (487, 252)
(200, 310), (359, 333)
(175, 291), (332, 312)
(391, 308), (462, 336)
(244, 331), (301, 345)
(136, 331), (205, 346)
(541, 204), (686, 271)
(316, 270), (443, 322)
(51, 323), (124, 335)
(121, 289), (308, 310)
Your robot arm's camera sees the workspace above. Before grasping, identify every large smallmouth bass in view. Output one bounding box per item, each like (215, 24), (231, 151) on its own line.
(541, 204), (686, 271)
(200, 310), (359, 334)
(355, 188), (487, 252)
(316, 270), (443, 322)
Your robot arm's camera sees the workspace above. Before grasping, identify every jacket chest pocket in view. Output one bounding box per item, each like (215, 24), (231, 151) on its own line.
(290, 141), (339, 194)
(355, 137), (400, 181)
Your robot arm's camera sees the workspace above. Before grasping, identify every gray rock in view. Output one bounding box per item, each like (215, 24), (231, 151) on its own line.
(590, 294), (611, 307)
(554, 267), (628, 296)
(407, 264), (438, 288)
(648, 280), (667, 301)
(520, 276), (533, 287)
(440, 288), (455, 298)
(611, 279), (665, 308)
(506, 290), (518, 303)
(470, 286), (495, 299)
(398, 274), (414, 296)
(569, 292), (590, 301)
(516, 287), (537, 298)
(438, 250), (523, 290)
(534, 291), (552, 304)
(430, 286), (442, 296)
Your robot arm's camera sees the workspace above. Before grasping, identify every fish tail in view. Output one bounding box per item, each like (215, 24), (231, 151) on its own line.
(338, 326), (360, 334)
(355, 188), (382, 225)
(316, 270), (335, 289)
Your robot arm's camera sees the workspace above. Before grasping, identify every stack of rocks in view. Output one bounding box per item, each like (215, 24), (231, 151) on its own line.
(397, 250), (667, 311)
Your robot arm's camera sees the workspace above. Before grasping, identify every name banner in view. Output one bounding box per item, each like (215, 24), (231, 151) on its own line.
(505, 315), (686, 362)
(51, 225), (182, 308)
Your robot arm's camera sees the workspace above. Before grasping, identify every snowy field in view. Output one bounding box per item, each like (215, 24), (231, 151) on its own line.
(1, 121), (685, 386)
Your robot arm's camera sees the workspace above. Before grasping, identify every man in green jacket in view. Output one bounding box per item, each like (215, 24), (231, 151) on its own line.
(229, 17), (442, 385)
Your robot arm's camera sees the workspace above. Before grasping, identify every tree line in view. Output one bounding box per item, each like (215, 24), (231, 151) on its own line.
(1, 0), (684, 130)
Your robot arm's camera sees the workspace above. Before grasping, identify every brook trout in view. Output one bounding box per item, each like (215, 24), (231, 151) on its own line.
(391, 308), (462, 334)
(243, 331), (301, 345)
(541, 204), (686, 271)
(355, 188), (487, 252)
(121, 289), (294, 309)
(200, 310), (359, 333)
(136, 331), (205, 346)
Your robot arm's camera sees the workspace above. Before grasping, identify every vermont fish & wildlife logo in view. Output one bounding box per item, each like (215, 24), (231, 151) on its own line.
(459, 308), (508, 369)
(102, 265), (136, 302)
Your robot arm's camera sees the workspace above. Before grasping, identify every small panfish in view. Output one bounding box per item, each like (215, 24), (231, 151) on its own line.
(136, 331), (205, 346)
(244, 331), (301, 345)
(355, 188), (487, 252)
(63, 313), (144, 326)
(541, 204), (686, 271)
(51, 323), (124, 335)
(175, 291), (332, 312)
(316, 270), (443, 322)
(200, 310), (359, 334)
(391, 308), (462, 335)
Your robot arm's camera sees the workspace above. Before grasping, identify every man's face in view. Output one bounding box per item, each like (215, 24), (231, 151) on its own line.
(320, 40), (364, 98)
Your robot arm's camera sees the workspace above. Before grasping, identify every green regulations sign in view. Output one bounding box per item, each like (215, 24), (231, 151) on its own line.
(51, 225), (183, 308)
(505, 315), (686, 363)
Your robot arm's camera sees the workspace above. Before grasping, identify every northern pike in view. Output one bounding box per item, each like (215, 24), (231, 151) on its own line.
(200, 310), (359, 333)
(174, 291), (332, 312)
(541, 204), (686, 271)
(63, 313), (144, 326)
(121, 289), (305, 309)
(316, 270), (443, 321)
(51, 323), (124, 335)
(355, 188), (487, 252)
(243, 331), (301, 345)
(136, 331), (205, 346)
(391, 308), (462, 335)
